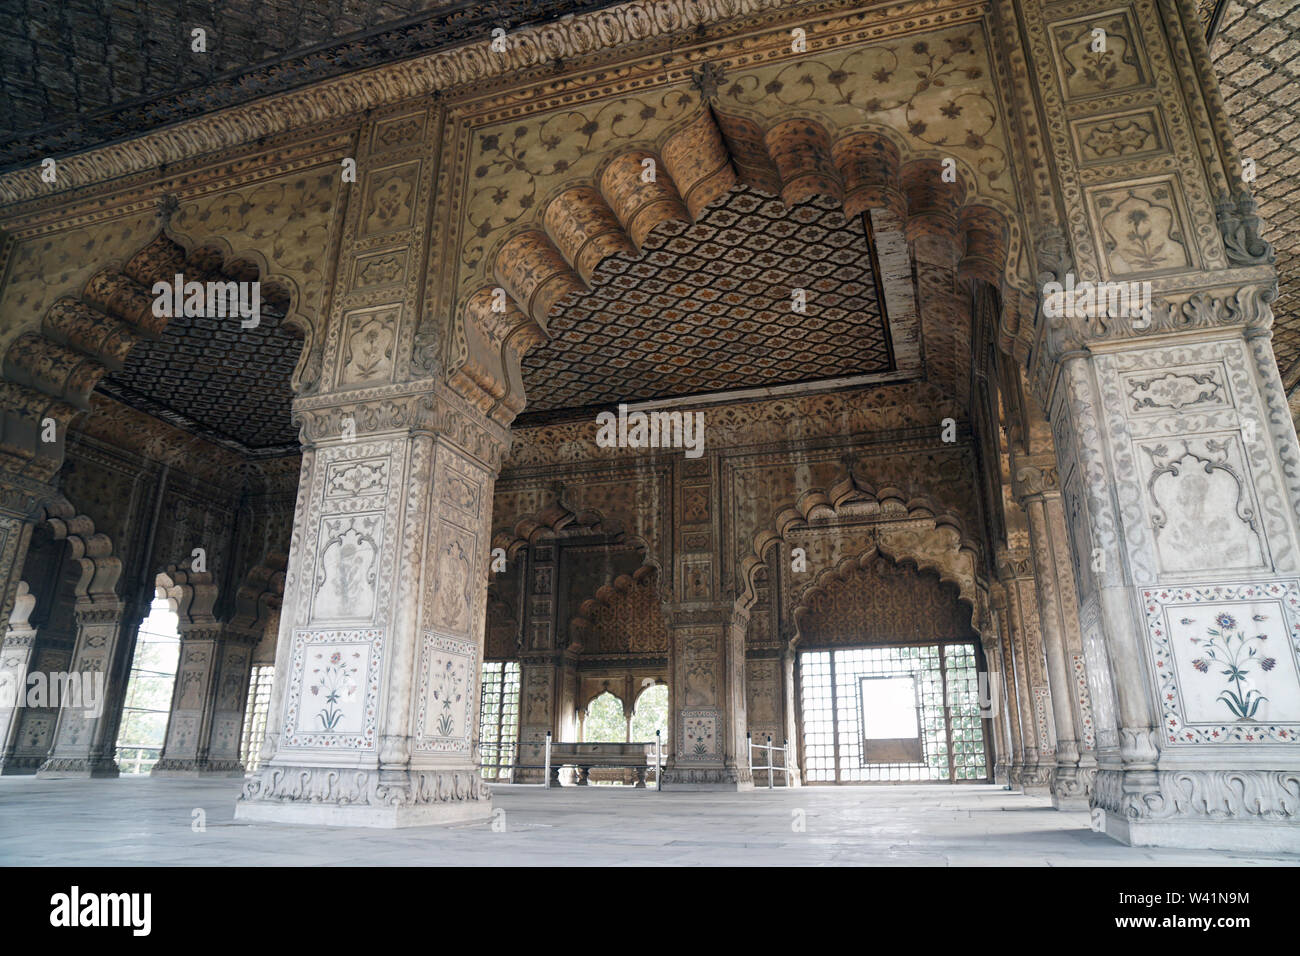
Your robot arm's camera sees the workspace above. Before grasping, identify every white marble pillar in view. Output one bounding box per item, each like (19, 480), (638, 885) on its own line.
(236, 385), (508, 826)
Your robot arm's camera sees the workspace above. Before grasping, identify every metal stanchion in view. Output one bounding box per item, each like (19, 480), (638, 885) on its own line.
(544, 730), (552, 789)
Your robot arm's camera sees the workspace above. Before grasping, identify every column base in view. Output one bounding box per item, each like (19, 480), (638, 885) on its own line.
(0, 755), (42, 775)
(152, 757), (245, 778)
(1050, 764), (1095, 810)
(234, 764), (493, 829)
(1017, 763), (1054, 795)
(1101, 813), (1300, 853)
(661, 766), (755, 791)
(37, 756), (119, 778)
(1094, 768), (1300, 852)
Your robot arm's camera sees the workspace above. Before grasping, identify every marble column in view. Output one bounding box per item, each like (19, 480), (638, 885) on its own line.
(1042, 293), (1300, 849)
(153, 569), (258, 776)
(989, 585), (1025, 786)
(236, 385), (508, 826)
(515, 544), (560, 783)
(986, 0), (1300, 848)
(1013, 458), (1095, 808)
(0, 582), (37, 771)
(661, 601), (752, 790)
(996, 550), (1056, 793)
(0, 477), (47, 770)
(37, 594), (140, 777)
(982, 634), (1012, 787)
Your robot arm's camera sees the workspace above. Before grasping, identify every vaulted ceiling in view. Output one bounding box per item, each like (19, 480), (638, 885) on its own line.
(2, 0), (1297, 443)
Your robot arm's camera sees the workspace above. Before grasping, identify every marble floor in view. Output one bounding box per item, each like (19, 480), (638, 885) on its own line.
(1, 776), (1297, 866)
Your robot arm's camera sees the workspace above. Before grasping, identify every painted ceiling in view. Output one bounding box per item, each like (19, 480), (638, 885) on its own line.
(95, 250), (302, 457)
(0, 0), (626, 172)
(1210, 0), (1300, 393)
(517, 187), (893, 424)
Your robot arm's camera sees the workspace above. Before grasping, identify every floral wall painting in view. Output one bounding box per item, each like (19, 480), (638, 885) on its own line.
(1144, 583), (1300, 744)
(1090, 181), (1194, 277)
(361, 162), (418, 236)
(312, 515), (382, 622)
(679, 709), (719, 760)
(309, 649), (362, 732)
(339, 307), (399, 386)
(414, 634), (477, 753)
(1050, 12), (1148, 101)
(283, 632), (381, 749)
(1142, 441), (1264, 575)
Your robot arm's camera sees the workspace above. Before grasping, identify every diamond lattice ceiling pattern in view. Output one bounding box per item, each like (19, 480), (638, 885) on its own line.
(96, 251), (301, 456)
(518, 187), (892, 423)
(1211, 0), (1300, 388)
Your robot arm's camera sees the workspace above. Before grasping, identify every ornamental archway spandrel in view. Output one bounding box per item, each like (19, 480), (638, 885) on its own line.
(439, 12), (1030, 382)
(739, 483), (983, 616)
(729, 446), (980, 586)
(165, 167), (344, 346)
(0, 210), (162, 358)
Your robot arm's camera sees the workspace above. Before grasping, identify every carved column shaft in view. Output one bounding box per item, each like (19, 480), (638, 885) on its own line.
(1014, 457), (1091, 808)
(990, 587), (1025, 784)
(983, 636), (1011, 786)
(236, 386), (509, 826)
(154, 620), (257, 777)
(662, 601), (751, 790)
(998, 557), (1056, 793)
(38, 597), (139, 777)
(515, 545), (559, 783)
(0, 582), (37, 771)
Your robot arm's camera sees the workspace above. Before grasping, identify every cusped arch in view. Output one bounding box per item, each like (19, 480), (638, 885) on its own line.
(0, 226), (309, 470)
(156, 566), (220, 628)
(790, 546), (978, 648)
(37, 496), (122, 603)
(490, 488), (667, 595)
(142, 231), (316, 393)
(449, 108), (1028, 413)
(227, 551), (288, 639)
(738, 483), (985, 634)
(569, 564), (668, 656)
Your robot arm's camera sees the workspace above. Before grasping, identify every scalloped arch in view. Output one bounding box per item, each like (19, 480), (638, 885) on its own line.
(790, 547), (977, 647)
(448, 107), (1027, 413)
(737, 482), (984, 631)
(0, 226), (308, 471)
(37, 495), (122, 602)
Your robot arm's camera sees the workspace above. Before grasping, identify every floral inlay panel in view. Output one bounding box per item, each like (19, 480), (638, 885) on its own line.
(1142, 582), (1300, 745)
(283, 630), (383, 750)
(413, 633), (477, 754)
(679, 709), (719, 761)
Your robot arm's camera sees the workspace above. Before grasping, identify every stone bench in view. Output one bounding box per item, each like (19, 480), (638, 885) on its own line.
(548, 741), (664, 788)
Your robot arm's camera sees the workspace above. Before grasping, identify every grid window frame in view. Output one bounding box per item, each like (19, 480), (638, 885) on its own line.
(798, 641), (990, 784)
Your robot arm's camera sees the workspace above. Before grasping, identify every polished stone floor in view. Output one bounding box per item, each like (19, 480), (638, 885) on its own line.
(1, 776), (1297, 866)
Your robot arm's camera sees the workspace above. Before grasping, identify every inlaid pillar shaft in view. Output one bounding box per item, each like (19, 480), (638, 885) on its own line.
(662, 601), (752, 790)
(236, 385), (509, 826)
(38, 596), (140, 778)
(996, 551), (1056, 793)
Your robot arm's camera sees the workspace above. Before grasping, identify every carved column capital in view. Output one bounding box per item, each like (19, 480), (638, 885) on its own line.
(1011, 455), (1060, 504)
(994, 547), (1033, 584)
(293, 380), (512, 472)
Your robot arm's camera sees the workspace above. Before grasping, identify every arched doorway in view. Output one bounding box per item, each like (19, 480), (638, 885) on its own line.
(114, 592), (181, 774)
(794, 553), (991, 784)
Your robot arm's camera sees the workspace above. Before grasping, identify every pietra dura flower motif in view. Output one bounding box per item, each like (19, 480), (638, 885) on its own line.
(430, 657), (465, 737)
(1190, 613), (1276, 720)
(310, 650), (361, 731)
